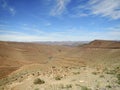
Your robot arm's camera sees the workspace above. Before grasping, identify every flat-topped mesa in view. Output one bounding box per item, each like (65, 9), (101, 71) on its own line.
(82, 40), (120, 49)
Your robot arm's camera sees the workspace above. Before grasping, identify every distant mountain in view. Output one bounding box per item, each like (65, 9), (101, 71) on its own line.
(82, 40), (120, 49)
(34, 41), (89, 46)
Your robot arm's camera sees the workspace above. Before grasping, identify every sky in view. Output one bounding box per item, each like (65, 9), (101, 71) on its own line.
(0, 0), (120, 41)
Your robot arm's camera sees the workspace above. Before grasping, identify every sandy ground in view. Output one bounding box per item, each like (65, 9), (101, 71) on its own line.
(0, 63), (120, 90)
(0, 41), (120, 90)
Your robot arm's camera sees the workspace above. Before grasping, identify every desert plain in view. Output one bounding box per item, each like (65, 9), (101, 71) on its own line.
(0, 40), (120, 90)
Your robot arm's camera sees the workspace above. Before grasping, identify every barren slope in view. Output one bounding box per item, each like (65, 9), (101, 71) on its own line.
(0, 41), (73, 78)
(0, 40), (120, 90)
(83, 40), (120, 49)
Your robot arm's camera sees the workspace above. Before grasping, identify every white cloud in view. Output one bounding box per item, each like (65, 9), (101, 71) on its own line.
(0, 28), (84, 41)
(108, 31), (120, 36)
(97, 26), (120, 40)
(70, 13), (88, 18)
(0, 34), (53, 42)
(88, 0), (120, 19)
(0, 30), (25, 35)
(45, 22), (51, 26)
(9, 7), (16, 16)
(107, 27), (120, 32)
(0, 29), (52, 41)
(0, 26), (120, 42)
(72, 0), (120, 19)
(50, 0), (71, 16)
(106, 26), (120, 38)
(1, 0), (16, 16)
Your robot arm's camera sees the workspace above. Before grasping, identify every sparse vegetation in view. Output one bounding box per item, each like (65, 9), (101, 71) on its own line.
(99, 75), (104, 78)
(81, 86), (91, 90)
(33, 78), (45, 84)
(59, 84), (72, 89)
(34, 88), (39, 90)
(106, 85), (112, 88)
(52, 66), (56, 68)
(92, 72), (97, 75)
(116, 74), (120, 84)
(66, 84), (72, 88)
(73, 72), (80, 75)
(106, 69), (117, 75)
(105, 66), (120, 75)
(48, 56), (53, 60)
(32, 73), (35, 76)
(75, 83), (81, 87)
(55, 76), (62, 80)
(0, 40), (120, 90)
(117, 74), (120, 80)
(58, 49), (61, 52)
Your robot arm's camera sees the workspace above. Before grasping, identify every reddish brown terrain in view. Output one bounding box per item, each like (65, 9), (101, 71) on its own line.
(0, 41), (74, 78)
(0, 40), (120, 90)
(83, 40), (120, 49)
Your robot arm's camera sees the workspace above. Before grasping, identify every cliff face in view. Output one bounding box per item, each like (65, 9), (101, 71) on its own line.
(82, 40), (120, 49)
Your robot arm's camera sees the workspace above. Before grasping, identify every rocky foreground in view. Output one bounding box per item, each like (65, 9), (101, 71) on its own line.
(0, 40), (120, 90)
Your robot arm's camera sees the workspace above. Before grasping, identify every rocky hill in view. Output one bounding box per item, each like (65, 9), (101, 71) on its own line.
(82, 40), (120, 49)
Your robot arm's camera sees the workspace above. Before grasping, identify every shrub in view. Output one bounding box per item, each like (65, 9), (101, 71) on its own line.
(105, 66), (120, 75)
(81, 86), (91, 90)
(99, 75), (104, 78)
(33, 78), (45, 84)
(117, 74), (120, 80)
(106, 70), (116, 75)
(52, 66), (56, 68)
(66, 84), (72, 88)
(106, 85), (112, 88)
(59, 84), (72, 89)
(48, 56), (53, 60)
(55, 76), (62, 80)
(117, 74), (120, 84)
(58, 49), (61, 52)
(92, 72), (97, 75)
(34, 88), (39, 90)
(73, 72), (80, 75)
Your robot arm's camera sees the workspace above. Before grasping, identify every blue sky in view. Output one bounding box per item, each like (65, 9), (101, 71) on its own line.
(0, 0), (120, 41)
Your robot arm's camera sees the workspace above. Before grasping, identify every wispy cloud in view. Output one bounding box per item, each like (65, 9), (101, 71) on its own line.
(71, 0), (120, 19)
(45, 22), (51, 26)
(50, 0), (71, 16)
(1, 0), (16, 16)
(0, 29), (47, 41)
(70, 12), (89, 18)
(88, 0), (120, 19)
(9, 7), (16, 16)
(0, 24), (17, 28)
(0, 34), (45, 42)
(0, 26), (119, 41)
(0, 30), (25, 35)
(106, 26), (120, 37)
